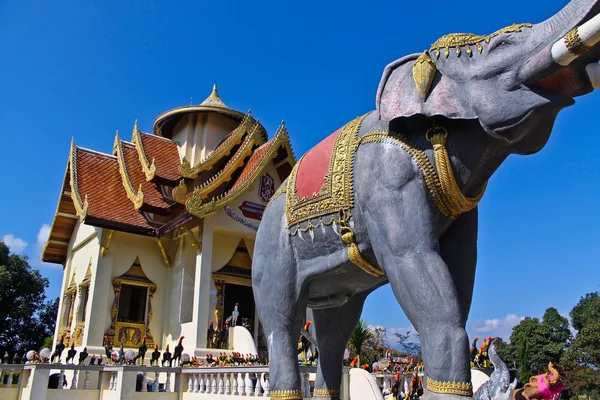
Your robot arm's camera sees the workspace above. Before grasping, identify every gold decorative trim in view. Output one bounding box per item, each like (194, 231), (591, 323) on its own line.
(106, 262), (157, 348)
(313, 388), (341, 397)
(285, 115), (385, 278)
(131, 120), (156, 181)
(172, 179), (190, 204)
(185, 122), (294, 219)
(83, 257), (93, 282)
(426, 125), (486, 215)
(358, 127), (486, 219)
(565, 27), (590, 56)
(100, 229), (114, 256)
(430, 23), (532, 59)
(285, 116), (364, 228)
(182, 226), (202, 252)
(179, 111), (254, 179)
(426, 379), (473, 397)
(190, 121), (261, 198)
(155, 238), (172, 267)
(114, 132), (144, 210)
(413, 51), (437, 100)
(269, 389), (303, 399)
(69, 139), (89, 222)
(73, 321), (85, 347)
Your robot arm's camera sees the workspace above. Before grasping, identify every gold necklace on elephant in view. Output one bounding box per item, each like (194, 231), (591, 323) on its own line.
(276, 114), (487, 278)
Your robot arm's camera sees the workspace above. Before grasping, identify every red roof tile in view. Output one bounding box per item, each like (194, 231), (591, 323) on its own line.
(231, 138), (278, 192)
(140, 133), (181, 181)
(74, 147), (154, 229)
(122, 142), (171, 209)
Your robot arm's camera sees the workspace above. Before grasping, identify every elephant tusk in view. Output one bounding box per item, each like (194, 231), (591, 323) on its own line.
(552, 13), (600, 66)
(586, 63), (600, 88)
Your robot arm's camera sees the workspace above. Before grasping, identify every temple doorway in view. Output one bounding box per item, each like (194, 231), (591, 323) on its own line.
(223, 283), (255, 329)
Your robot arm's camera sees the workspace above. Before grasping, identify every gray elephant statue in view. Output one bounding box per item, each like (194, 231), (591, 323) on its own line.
(252, 1), (600, 399)
(473, 339), (517, 400)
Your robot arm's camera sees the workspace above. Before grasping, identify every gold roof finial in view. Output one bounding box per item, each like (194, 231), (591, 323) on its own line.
(200, 84), (228, 108)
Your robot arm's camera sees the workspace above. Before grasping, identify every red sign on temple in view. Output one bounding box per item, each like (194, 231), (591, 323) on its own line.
(239, 201), (266, 220)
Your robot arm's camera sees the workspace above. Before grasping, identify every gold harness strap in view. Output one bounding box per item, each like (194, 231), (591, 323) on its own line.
(279, 117), (486, 278)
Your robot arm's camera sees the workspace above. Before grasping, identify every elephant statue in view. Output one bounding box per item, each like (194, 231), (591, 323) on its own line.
(252, 1), (600, 399)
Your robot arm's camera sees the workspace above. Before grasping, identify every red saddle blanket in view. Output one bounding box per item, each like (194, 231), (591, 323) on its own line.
(294, 128), (341, 198)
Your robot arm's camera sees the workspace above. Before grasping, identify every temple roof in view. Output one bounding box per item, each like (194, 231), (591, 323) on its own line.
(153, 85), (267, 139)
(41, 90), (296, 265)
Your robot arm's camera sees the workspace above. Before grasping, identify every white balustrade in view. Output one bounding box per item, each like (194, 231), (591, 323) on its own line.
(254, 372), (262, 396)
(232, 372), (238, 395)
(211, 373), (217, 394)
(153, 372), (159, 392)
(262, 372), (269, 397)
(165, 372), (172, 392)
(238, 372), (245, 394)
(245, 372), (253, 395)
(218, 373), (224, 394)
(194, 373), (200, 392)
(188, 374), (194, 392)
(225, 373), (231, 395)
(141, 371), (148, 392)
(84, 370), (90, 389)
(70, 370), (78, 389)
(200, 374), (206, 393)
(60, 369), (66, 389)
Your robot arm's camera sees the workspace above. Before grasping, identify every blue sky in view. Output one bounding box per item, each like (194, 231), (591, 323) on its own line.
(1, 0), (598, 345)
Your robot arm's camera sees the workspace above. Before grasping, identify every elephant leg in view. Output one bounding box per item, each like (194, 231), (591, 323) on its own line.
(439, 207), (478, 321)
(312, 292), (368, 399)
(253, 233), (307, 398)
(363, 181), (472, 398)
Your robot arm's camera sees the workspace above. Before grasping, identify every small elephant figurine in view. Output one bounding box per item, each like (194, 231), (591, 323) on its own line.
(252, 1), (600, 400)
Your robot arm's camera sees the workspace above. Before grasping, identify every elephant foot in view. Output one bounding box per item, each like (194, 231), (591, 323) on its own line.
(421, 390), (473, 400)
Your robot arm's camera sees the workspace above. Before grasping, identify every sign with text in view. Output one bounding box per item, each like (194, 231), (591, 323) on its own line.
(239, 201), (266, 220)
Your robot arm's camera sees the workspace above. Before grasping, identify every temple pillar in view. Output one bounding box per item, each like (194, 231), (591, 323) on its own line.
(86, 229), (114, 348)
(193, 217), (214, 349)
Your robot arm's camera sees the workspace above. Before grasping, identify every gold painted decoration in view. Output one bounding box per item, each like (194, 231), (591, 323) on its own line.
(430, 23), (532, 58)
(100, 229), (114, 256)
(285, 116), (365, 228)
(185, 123), (295, 219)
(155, 238), (172, 267)
(131, 120), (156, 181)
(426, 125), (486, 215)
(172, 179), (190, 204)
(269, 389), (303, 400)
(412, 51), (437, 101)
(182, 226), (202, 252)
(69, 139), (89, 222)
(426, 379), (473, 397)
(313, 388), (341, 397)
(200, 83), (228, 108)
(565, 27), (590, 56)
(285, 115), (385, 278)
(178, 111), (255, 179)
(114, 132), (145, 210)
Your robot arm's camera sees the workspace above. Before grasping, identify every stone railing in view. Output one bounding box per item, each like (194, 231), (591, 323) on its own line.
(1, 363), (328, 400)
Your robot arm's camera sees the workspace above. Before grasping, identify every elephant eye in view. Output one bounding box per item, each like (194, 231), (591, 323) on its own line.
(489, 37), (513, 52)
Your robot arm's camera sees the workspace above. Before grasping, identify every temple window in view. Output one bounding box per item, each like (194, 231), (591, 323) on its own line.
(105, 257), (156, 349)
(117, 284), (148, 324)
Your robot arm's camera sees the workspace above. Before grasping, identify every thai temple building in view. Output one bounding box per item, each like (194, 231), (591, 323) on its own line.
(41, 85), (296, 358)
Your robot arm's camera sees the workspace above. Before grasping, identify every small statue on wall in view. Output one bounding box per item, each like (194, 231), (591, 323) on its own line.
(231, 303), (239, 327)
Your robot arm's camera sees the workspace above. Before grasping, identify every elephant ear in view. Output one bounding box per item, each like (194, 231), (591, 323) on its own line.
(376, 53), (478, 122)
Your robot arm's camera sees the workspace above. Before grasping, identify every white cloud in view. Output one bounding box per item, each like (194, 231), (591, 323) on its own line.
(468, 313), (525, 341)
(2, 234), (28, 254)
(36, 224), (51, 249)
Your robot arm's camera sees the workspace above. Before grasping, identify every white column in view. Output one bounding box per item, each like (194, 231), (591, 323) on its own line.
(193, 218), (214, 349)
(86, 229), (112, 347)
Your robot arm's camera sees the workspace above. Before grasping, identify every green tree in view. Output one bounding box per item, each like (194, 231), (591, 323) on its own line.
(348, 320), (373, 362)
(504, 309), (571, 384)
(560, 291), (600, 398)
(0, 241), (58, 358)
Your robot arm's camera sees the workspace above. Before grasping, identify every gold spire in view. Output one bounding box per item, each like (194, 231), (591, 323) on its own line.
(68, 272), (77, 291)
(84, 258), (93, 281)
(200, 84), (228, 108)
